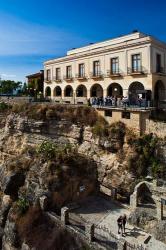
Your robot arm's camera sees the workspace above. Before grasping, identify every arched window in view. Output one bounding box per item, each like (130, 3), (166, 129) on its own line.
(54, 86), (62, 97)
(76, 85), (87, 97)
(128, 82), (145, 105)
(64, 85), (73, 97)
(45, 87), (51, 97)
(107, 83), (123, 97)
(90, 84), (103, 97)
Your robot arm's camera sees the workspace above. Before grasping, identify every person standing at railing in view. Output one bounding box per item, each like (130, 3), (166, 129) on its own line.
(122, 214), (127, 234)
(117, 215), (123, 235)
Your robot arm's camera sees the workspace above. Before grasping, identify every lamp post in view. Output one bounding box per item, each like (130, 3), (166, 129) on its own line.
(34, 88), (37, 101)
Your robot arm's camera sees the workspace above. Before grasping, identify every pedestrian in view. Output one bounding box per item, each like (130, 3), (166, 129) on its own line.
(122, 214), (127, 234)
(117, 215), (123, 235)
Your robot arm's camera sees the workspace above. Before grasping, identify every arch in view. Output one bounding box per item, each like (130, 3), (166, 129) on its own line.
(64, 85), (73, 97)
(90, 83), (103, 97)
(154, 80), (166, 107)
(45, 86), (51, 97)
(128, 81), (145, 105)
(53, 86), (62, 97)
(76, 85), (87, 97)
(107, 83), (123, 97)
(136, 182), (156, 208)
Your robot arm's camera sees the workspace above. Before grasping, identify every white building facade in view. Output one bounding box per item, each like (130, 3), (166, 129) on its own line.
(44, 31), (166, 107)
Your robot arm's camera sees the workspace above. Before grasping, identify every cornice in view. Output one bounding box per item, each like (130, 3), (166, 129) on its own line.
(44, 40), (151, 66)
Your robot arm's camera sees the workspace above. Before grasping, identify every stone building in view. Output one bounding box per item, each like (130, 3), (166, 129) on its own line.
(26, 70), (44, 95)
(43, 31), (166, 108)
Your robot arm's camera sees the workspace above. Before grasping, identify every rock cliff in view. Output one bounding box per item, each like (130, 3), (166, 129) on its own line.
(0, 104), (165, 249)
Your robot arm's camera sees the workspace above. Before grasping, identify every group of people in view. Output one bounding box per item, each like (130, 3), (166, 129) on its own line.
(117, 214), (127, 236)
(90, 96), (129, 107)
(90, 95), (149, 108)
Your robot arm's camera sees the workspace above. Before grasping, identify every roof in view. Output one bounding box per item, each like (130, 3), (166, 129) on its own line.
(26, 70), (44, 79)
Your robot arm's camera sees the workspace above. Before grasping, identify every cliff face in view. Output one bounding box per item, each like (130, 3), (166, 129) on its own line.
(0, 113), (135, 198)
(0, 112), (165, 199)
(0, 106), (165, 249)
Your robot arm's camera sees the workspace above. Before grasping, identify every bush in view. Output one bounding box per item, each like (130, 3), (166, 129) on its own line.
(17, 197), (29, 215)
(92, 121), (108, 137)
(127, 134), (163, 179)
(0, 102), (10, 111)
(37, 141), (56, 159)
(109, 122), (126, 138)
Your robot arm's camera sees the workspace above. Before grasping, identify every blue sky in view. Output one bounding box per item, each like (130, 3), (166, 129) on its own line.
(0, 0), (166, 82)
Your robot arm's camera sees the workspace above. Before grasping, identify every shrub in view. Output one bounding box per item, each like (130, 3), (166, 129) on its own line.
(37, 141), (56, 159)
(109, 122), (126, 138)
(0, 102), (10, 111)
(17, 197), (29, 215)
(127, 134), (163, 179)
(92, 121), (108, 137)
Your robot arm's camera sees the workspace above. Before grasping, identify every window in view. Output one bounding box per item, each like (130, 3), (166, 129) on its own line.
(66, 66), (72, 78)
(79, 63), (85, 77)
(111, 57), (119, 74)
(56, 68), (61, 80)
(105, 110), (112, 117)
(122, 111), (130, 119)
(132, 54), (141, 72)
(156, 54), (161, 73)
(93, 61), (100, 76)
(46, 69), (51, 81)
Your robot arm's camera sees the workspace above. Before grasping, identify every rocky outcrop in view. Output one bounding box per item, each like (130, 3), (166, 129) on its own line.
(0, 110), (165, 249)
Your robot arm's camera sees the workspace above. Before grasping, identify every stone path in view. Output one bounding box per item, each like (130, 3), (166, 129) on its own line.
(73, 195), (166, 250)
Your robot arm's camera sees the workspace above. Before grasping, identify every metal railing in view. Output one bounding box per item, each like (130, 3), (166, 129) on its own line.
(107, 69), (122, 76)
(63, 75), (73, 81)
(53, 76), (62, 82)
(127, 66), (147, 75)
(90, 71), (104, 78)
(75, 73), (87, 79)
(44, 78), (52, 83)
(156, 67), (165, 74)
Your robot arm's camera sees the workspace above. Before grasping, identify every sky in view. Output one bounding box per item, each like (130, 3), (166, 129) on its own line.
(0, 0), (166, 82)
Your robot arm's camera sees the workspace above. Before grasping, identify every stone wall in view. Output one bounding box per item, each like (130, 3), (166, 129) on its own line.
(0, 96), (32, 104)
(97, 108), (150, 135)
(145, 119), (166, 138)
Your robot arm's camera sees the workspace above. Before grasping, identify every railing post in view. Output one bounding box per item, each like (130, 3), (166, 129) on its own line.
(61, 207), (69, 225)
(85, 223), (94, 242)
(117, 238), (126, 250)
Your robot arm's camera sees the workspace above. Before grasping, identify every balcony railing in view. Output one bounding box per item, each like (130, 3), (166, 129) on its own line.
(90, 71), (104, 79)
(127, 66), (147, 75)
(44, 78), (52, 83)
(63, 75), (73, 81)
(75, 73), (87, 80)
(156, 67), (165, 74)
(107, 69), (122, 77)
(53, 76), (62, 82)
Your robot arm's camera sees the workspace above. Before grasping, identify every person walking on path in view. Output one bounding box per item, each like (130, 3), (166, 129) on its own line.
(117, 215), (123, 235)
(122, 214), (127, 234)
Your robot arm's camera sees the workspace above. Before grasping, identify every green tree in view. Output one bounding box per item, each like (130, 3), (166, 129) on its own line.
(0, 80), (22, 94)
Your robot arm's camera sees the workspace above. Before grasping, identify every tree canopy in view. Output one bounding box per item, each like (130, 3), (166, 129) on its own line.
(0, 80), (22, 94)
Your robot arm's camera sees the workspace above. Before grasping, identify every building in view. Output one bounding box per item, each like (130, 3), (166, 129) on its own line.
(26, 70), (44, 95)
(43, 31), (166, 108)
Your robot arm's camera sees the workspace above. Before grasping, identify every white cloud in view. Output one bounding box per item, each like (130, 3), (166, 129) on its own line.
(1, 73), (16, 79)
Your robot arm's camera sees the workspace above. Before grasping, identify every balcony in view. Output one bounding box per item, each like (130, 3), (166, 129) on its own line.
(63, 75), (73, 81)
(156, 67), (165, 74)
(127, 66), (147, 75)
(107, 69), (122, 77)
(75, 73), (87, 80)
(90, 71), (104, 79)
(44, 78), (52, 84)
(53, 76), (62, 82)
